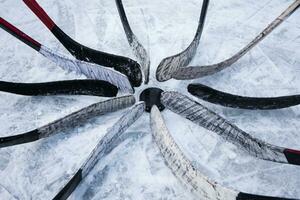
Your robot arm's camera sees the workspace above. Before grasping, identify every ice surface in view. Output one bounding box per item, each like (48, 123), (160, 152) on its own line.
(0, 0), (300, 199)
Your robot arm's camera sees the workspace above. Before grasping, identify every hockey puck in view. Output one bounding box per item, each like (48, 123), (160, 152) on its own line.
(139, 88), (165, 112)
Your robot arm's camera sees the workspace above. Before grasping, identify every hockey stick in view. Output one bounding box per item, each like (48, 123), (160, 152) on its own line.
(0, 95), (135, 148)
(23, 0), (143, 87)
(156, 0), (209, 82)
(52, 102), (144, 200)
(173, 0), (300, 80)
(150, 105), (297, 200)
(115, 0), (150, 84)
(188, 83), (300, 110)
(0, 80), (118, 97)
(161, 91), (300, 166)
(0, 17), (133, 93)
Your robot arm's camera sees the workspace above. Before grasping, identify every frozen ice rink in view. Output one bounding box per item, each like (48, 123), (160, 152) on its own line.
(0, 0), (300, 199)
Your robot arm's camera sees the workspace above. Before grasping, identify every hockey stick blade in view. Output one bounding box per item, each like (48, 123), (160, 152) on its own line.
(173, 0), (300, 80)
(0, 17), (133, 93)
(0, 80), (118, 97)
(161, 91), (300, 166)
(188, 83), (300, 110)
(39, 46), (134, 94)
(0, 95), (135, 148)
(23, 0), (143, 87)
(116, 0), (150, 84)
(150, 105), (296, 200)
(53, 102), (145, 200)
(156, 0), (209, 82)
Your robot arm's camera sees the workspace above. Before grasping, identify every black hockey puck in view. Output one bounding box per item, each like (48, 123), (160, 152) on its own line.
(139, 88), (165, 112)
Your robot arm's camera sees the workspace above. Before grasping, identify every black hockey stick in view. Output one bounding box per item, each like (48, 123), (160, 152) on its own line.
(173, 0), (300, 80)
(156, 0), (209, 82)
(0, 80), (118, 97)
(0, 95), (135, 148)
(115, 0), (150, 84)
(150, 105), (297, 200)
(23, 0), (143, 87)
(0, 17), (133, 93)
(52, 102), (144, 200)
(161, 91), (300, 166)
(188, 83), (300, 110)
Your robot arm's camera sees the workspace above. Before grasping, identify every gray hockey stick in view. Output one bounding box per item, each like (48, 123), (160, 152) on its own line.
(161, 91), (300, 166)
(53, 102), (145, 200)
(173, 0), (300, 80)
(115, 0), (151, 84)
(156, 0), (209, 82)
(0, 95), (135, 148)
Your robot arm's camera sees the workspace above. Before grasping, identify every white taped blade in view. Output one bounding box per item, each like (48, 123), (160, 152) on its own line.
(39, 45), (133, 93)
(161, 91), (287, 163)
(81, 102), (145, 177)
(53, 101), (144, 199)
(150, 105), (238, 200)
(173, 0), (300, 80)
(39, 95), (136, 139)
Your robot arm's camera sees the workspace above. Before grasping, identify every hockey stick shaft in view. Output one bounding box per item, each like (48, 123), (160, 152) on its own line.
(0, 95), (135, 148)
(173, 0), (300, 80)
(0, 17), (41, 51)
(22, 0), (55, 30)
